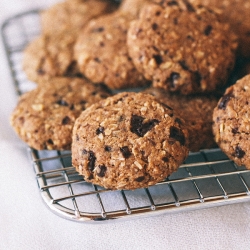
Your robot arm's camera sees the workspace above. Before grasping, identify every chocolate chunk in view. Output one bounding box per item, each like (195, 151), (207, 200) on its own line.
(56, 99), (69, 106)
(97, 165), (107, 177)
(204, 25), (213, 36)
(183, 0), (195, 12)
(130, 115), (159, 137)
(47, 139), (54, 145)
(218, 93), (233, 110)
(193, 71), (202, 87)
(104, 146), (111, 152)
(153, 54), (163, 65)
(96, 126), (105, 135)
(152, 23), (158, 30)
(120, 146), (131, 159)
(170, 126), (185, 146)
(179, 60), (189, 70)
(88, 151), (96, 172)
(162, 157), (169, 162)
(167, 1), (178, 6)
(82, 149), (87, 155)
(94, 57), (101, 63)
(155, 11), (161, 16)
(166, 72), (180, 88)
(92, 27), (104, 32)
(62, 116), (70, 125)
(135, 176), (145, 182)
(235, 146), (245, 159)
(232, 128), (238, 134)
(175, 118), (182, 125)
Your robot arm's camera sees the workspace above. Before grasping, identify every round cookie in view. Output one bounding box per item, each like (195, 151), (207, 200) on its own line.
(144, 87), (219, 151)
(10, 77), (112, 150)
(127, 0), (238, 95)
(188, 0), (250, 58)
(41, 0), (118, 35)
(72, 92), (189, 190)
(74, 10), (148, 89)
(23, 31), (81, 83)
(213, 74), (250, 168)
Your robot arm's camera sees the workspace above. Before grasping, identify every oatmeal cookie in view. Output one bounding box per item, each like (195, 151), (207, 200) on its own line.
(10, 77), (112, 150)
(127, 0), (238, 94)
(72, 92), (189, 190)
(144, 87), (218, 151)
(213, 74), (250, 168)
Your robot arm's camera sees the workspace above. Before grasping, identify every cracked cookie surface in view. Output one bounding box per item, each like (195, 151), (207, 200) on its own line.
(144, 87), (219, 151)
(10, 77), (111, 150)
(72, 92), (189, 190)
(213, 74), (250, 168)
(127, 0), (238, 94)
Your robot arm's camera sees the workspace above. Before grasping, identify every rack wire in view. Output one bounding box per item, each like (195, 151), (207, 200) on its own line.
(2, 9), (250, 223)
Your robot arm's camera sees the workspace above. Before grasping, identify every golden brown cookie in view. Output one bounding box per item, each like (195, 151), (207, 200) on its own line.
(72, 92), (189, 190)
(10, 77), (112, 150)
(189, 0), (250, 58)
(144, 87), (219, 151)
(127, 0), (238, 94)
(213, 74), (250, 168)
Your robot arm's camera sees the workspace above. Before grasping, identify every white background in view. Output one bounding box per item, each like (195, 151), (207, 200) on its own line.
(0, 1), (250, 249)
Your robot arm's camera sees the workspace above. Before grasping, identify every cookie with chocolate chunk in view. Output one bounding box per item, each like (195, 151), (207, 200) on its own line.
(144, 87), (218, 151)
(23, 31), (81, 83)
(10, 78), (111, 150)
(41, 0), (118, 35)
(72, 92), (189, 190)
(74, 9), (148, 89)
(213, 74), (250, 168)
(127, 0), (238, 94)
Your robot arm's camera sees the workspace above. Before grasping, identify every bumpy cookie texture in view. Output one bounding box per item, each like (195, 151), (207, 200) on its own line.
(41, 0), (118, 35)
(72, 92), (189, 190)
(74, 10), (148, 89)
(189, 0), (250, 57)
(23, 31), (82, 83)
(10, 78), (111, 150)
(144, 87), (218, 151)
(127, 0), (238, 95)
(213, 74), (250, 168)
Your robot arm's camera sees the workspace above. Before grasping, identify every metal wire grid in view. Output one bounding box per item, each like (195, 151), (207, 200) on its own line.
(2, 9), (250, 223)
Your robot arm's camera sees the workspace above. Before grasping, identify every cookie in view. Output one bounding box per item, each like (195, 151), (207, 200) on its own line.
(23, 31), (81, 83)
(72, 92), (189, 190)
(144, 87), (218, 151)
(212, 74), (250, 168)
(41, 0), (118, 35)
(10, 77), (112, 150)
(127, 0), (238, 95)
(188, 0), (250, 58)
(74, 10), (148, 89)
(119, 0), (150, 17)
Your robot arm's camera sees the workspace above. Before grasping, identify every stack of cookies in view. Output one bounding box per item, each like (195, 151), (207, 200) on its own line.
(10, 0), (250, 190)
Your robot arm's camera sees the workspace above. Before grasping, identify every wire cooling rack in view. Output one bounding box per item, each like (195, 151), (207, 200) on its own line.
(2, 9), (250, 223)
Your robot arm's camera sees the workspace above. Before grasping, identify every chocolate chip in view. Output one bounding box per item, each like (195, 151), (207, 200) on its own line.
(152, 23), (158, 30)
(175, 118), (182, 125)
(135, 176), (145, 182)
(173, 17), (178, 25)
(179, 60), (189, 70)
(88, 151), (96, 172)
(96, 126), (104, 135)
(97, 165), (107, 177)
(92, 27), (104, 32)
(167, 1), (178, 6)
(88, 173), (94, 180)
(166, 72), (180, 88)
(232, 128), (238, 134)
(204, 25), (213, 36)
(170, 126), (185, 146)
(235, 146), (245, 159)
(70, 104), (74, 110)
(56, 99), (68, 106)
(218, 93), (233, 110)
(120, 146), (131, 159)
(37, 69), (45, 75)
(94, 57), (101, 62)
(130, 115), (159, 137)
(193, 71), (202, 87)
(62, 116), (70, 125)
(100, 42), (105, 47)
(162, 157), (169, 162)
(104, 146), (111, 152)
(183, 0), (195, 12)
(155, 11), (161, 16)
(47, 139), (54, 145)
(82, 149), (87, 155)
(153, 54), (163, 65)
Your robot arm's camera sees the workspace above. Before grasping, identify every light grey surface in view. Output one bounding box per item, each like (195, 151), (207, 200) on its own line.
(1, 1), (250, 249)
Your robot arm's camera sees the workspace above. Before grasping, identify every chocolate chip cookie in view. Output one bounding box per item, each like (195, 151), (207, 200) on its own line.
(23, 31), (81, 83)
(74, 10), (148, 89)
(189, 0), (250, 57)
(10, 77), (112, 150)
(41, 0), (118, 35)
(127, 0), (238, 94)
(144, 87), (218, 151)
(72, 92), (189, 190)
(213, 74), (250, 168)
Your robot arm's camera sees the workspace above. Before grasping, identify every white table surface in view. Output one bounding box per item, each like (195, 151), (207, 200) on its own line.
(1, 1), (250, 249)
